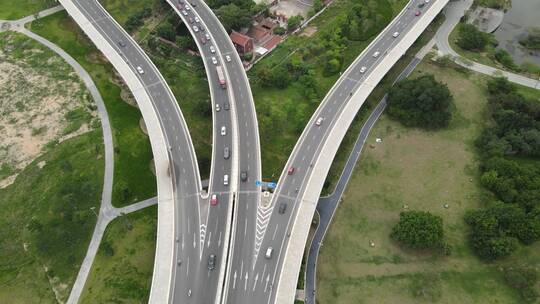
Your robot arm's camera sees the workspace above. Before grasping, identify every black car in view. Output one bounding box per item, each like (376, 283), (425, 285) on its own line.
(240, 171), (248, 182)
(118, 40), (126, 47)
(224, 101), (230, 111)
(208, 254), (216, 270)
(278, 203), (287, 214)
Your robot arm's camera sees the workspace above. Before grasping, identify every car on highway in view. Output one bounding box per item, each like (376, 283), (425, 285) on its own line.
(224, 101), (230, 110)
(193, 25), (199, 32)
(225, 55), (231, 62)
(195, 16), (200, 23)
(215, 103), (220, 111)
(200, 36), (206, 45)
(188, 289), (192, 297)
(392, 31), (399, 38)
(136, 66), (144, 74)
(265, 247), (273, 259)
(224, 147), (230, 159)
(177, 259), (182, 266)
(190, 1), (197, 6)
(178, 0), (184, 3)
(278, 203), (287, 214)
(287, 166), (295, 175)
(372, 51), (380, 58)
(199, 25), (205, 31)
(418, 2), (425, 8)
(221, 126), (226, 136)
(208, 254), (216, 270)
(181, 10), (188, 16)
(210, 45), (216, 53)
(185, 5), (190, 10)
(315, 117), (324, 126)
(210, 194), (218, 205)
(415, 10), (421, 16)
(240, 171), (248, 182)
(177, 3), (183, 9)
(117, 40), (126, 47)
(205, 33), (211, 41)
(211, 56), (218, 65)
(223, 174), (229, 186)
(359, 66), (367, 73)
(188, 17), (193, 23)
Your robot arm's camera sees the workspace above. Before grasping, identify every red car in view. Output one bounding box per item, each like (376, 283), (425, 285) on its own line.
(210, 194), (218, 206)
(287, 166), (295, 175)
(200, 36), (207, 45)
(415, 10), (421, 16)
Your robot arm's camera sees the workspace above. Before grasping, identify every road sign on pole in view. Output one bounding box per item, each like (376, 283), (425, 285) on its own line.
(267, 182), (277, 189)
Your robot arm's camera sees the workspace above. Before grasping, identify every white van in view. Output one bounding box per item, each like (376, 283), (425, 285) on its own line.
(223, 174), (229, 186)
(265, 247), (273, 259)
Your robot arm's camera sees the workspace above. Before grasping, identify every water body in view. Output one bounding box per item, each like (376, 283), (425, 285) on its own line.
(493, 0), (540, 66)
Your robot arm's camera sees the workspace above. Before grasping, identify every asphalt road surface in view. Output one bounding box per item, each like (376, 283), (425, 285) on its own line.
(230, 1), (439, 304)
(304, 56), (422, 304)
(166, 0), (261, 303)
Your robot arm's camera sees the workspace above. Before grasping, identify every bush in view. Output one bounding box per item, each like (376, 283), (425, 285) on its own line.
(391, 211), (445, 250)
(243, 52), (253, 61)
(273, 26), (286, 35)
(494, 49), (518, 70)
(125, 8), (152, 33)
(457, 23), (490, 51)
(387, 74), (453, 129)
(503, 267), (539, 303)
(156, 23), (176, 41)
(287, 15), (304, 31)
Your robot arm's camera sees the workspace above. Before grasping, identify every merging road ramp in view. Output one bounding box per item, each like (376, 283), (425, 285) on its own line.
(224, 1), (450, 303)
(58, 1), (202, 303)
(165, 1), (261, 303)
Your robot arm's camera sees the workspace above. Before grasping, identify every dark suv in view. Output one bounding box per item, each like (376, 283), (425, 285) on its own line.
(279, 203), (287, 214)
(240, 171), (248, 182)
(208, 254), (216, 270)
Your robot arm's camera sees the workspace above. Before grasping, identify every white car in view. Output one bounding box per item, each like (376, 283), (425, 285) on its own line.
(215, 103), (220, 111)
(359, 66), (367, 73)
(205, 33), (211, 41)
(185, 5), (190, 10)
(392, 31), (399, 38)
(315, 117), (324, 126)
(225, 55), (231, 62)
(372, 51), (380, 58)
(136, 66), (144, 74)
(209, 45), (215, 53)
(181, 10), (188, 16)
(221, 126), (226, 136)
(211, 56), (218, 65)
(193, 25), (199, 32)
(194, 16), (200, 23)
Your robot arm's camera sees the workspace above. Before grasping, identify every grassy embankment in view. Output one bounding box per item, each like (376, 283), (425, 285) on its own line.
(0, 31), (103, 303)
(29, 12), (157, 208)
(79, 206), (157, 303)
(317, 58), (540, 303)
(101, 0), (214, 177)
(0, 0), (55, 20)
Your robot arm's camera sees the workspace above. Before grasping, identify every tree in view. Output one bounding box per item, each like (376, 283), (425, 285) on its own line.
(216, 4), (252, 32)
(156, 23), (176, 41)
(270, 66), (289, 89)
(457, 23), (490, 51)
(387, 75), (453, 129)
(287, 15), (304, 31)
(391, 211), (445, 250)
(273, 26), (286, 35)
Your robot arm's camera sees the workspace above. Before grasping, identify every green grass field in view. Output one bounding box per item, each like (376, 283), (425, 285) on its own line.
(80, 206), (157, 303)
(0, 0), (55, 20)
(29, 12), (157, 207)
(316, 59), (540, 303)
(0, 31), (103, 303)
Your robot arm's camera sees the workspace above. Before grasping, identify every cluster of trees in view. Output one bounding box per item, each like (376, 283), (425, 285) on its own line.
(342, 0), (387, 41)
(210, 0), (265, 32)
(386, 75), (453, 129)
(456, 23), (494, 51)
(125, 7), (152, 33)
(503, 266), (539, 303)
(391, 211), (450, 254)
(287, 15), (304, 32)
(466, 77), (540, 261)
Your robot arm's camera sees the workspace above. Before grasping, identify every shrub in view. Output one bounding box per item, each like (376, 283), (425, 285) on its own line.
(457, 23), (490, 51)
(503, 267), (539, 303)
(387, 74), (453, 129)
(391, 211), (445, 250)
